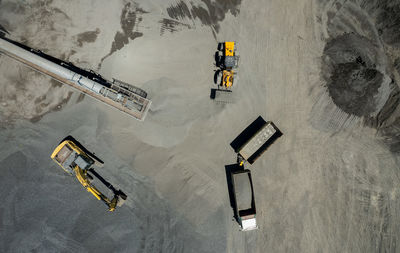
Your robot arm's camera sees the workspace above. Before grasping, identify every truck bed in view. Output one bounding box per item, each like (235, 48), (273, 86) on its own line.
(231, 116), (282, 164)
(231, 170), (256, 215)
(239, 123), (277, 160)
(233, 172), (253, 211)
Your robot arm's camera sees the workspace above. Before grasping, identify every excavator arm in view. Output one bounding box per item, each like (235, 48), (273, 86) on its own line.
(74, 166), (127, 212)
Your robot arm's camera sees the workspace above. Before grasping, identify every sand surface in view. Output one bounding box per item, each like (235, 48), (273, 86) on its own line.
(1, 0), (400, 252)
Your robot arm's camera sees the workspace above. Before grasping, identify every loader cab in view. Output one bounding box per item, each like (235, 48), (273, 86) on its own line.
(224, 56), (236, 69)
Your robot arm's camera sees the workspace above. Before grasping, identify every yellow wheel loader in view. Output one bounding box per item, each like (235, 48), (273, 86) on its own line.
(51, 136), (127, 212)
(211, 41), (239, 103)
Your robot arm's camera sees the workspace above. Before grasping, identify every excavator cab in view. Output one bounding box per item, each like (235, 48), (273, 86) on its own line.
(51, 137), (127, 211)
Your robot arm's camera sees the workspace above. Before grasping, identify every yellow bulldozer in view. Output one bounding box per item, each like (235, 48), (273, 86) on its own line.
(51, 136), (127, 212)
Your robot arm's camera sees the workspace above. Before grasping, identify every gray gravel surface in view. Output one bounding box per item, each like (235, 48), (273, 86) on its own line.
(0, 0), (400, 252)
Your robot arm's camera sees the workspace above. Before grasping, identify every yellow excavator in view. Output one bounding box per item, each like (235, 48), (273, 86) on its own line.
(51, 136), (127, 211)
(211, 41), (239, 102)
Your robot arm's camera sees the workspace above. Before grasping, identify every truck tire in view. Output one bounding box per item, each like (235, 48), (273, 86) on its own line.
(214, 70), (222, 85)
(218, 42), (224, 51)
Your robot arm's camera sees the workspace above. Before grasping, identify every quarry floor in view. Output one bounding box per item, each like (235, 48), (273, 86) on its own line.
(0, 0), (400, 252)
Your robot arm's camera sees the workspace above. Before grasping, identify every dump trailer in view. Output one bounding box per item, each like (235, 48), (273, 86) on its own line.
(51, 137), (127, 211)
(0, 36), (151, 121)
(211, 41), (239, 103)
(231, 116), (282, 164)
(231, 169), (257, 231)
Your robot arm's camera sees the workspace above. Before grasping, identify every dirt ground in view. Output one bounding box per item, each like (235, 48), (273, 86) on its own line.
(0, 0), (399, 252)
